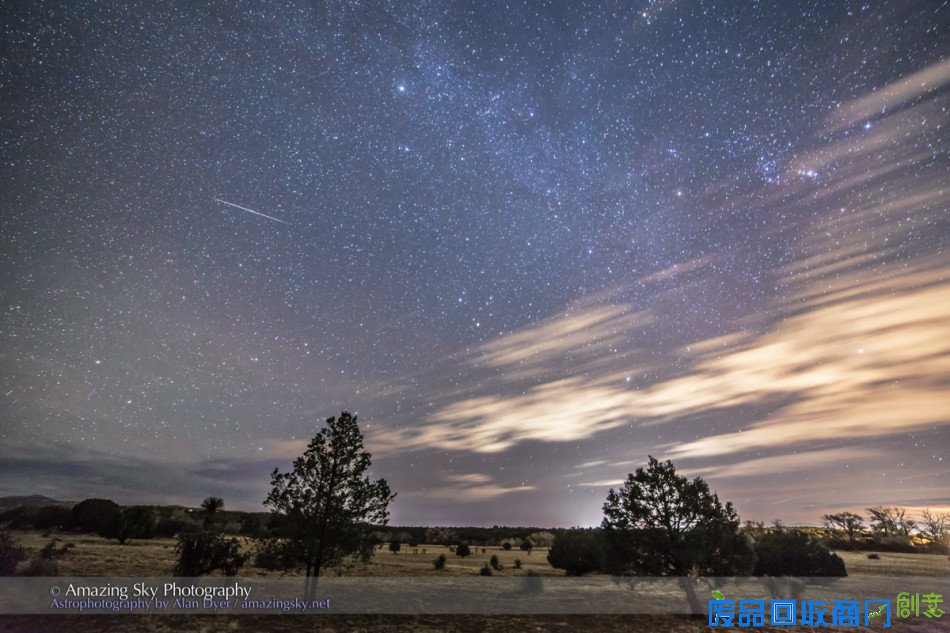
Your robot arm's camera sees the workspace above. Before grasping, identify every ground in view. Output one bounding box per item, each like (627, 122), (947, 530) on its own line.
(1, 531), (948, 632)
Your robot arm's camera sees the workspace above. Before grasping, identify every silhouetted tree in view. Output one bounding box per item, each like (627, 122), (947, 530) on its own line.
(547, 530), (604, 576)
(822, 512), (864, 550)
(920, 509), (949, 552)
(68, 499), (121, 535)
(520, 539), (533, 554)
(867, 506), (915, 536)
(263, 411), (395, 599)
(601, 456), (755, 614)
(108, 506), (156, 544)
(455, 543), (471, 557)
(201, 497), (224, 529)
(389, 539), (401, 554)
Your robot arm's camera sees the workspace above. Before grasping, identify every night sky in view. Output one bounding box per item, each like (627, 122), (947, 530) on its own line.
(1, 1), (948, 527)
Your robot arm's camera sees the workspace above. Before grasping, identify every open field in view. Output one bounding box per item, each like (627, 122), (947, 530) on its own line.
(3, 530), (948, 631)
(8, 530), (950, 578)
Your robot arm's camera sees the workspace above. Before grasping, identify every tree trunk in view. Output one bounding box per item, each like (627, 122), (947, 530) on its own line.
(678, 577), (704, 616)
(305, 553), (323, 602)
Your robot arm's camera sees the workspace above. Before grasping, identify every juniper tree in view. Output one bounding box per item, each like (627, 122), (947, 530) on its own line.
(263, 411), (395, 598)
(601, 456), (755, 614)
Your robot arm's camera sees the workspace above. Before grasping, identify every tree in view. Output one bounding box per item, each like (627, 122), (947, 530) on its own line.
(547, 530), (604, 576)
(389, 539), (401, 554)
(920, 509), (949, 551)
(601, 456), (755, 614)
(753, 530), (846, 577)
(263, 411), (395, 598)
(201, 497), (224, 529)
(502, 542), (512, 551)
(490, 554), (501, 570)
(822, 512), (864, 550)
(455, 543), (472, 557)
(68, 499), (121, 535)
(108, 506), (156, 544)
(867, 506), (915, 536)
(520, 539), (533, 554)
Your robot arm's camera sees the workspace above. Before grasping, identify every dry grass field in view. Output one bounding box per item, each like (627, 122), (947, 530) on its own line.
(10, 530), (948, 578)
(2, 530), (948, 632)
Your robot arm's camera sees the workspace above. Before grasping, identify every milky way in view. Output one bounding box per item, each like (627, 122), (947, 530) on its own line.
(1, 1), (947, 526)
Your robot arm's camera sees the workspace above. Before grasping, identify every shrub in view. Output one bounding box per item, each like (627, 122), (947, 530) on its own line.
(753, 530), (847, 577)
(18, 557), (59, 577)
(107, 506), (156, 544)
(514, 558), (522, 569)
(456, 543), (471, 557)
(0, 505), (72, 531)
(480, 564), (492, 576)
(433, 554), (447, 570)
(915, 541), (949, 555)
(520, 539), (533, 553)
(490, 554), (501, 570)
(547, 530), (604, 576)
(68, 499), (122, 535)
(16, 540), (70, 577)
(871, 534), (915, 553)
(173, 529), (247, 576)
(867, 553), (880, 560)
(502, 542), (512, 551)
(0, 532), (26, 576)
(389, 540), (401, 554)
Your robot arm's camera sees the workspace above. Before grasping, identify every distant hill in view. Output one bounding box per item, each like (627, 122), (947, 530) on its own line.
(0, 495), (65, 511)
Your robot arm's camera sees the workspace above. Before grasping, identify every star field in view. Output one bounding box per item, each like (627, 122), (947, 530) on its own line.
(1, 1), (948, 526)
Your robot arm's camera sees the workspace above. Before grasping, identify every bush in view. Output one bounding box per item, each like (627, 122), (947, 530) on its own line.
(867, 553), (880, 560)
(753, 530), (847, 577)
(173, 529), (247, 576)
(68, 499), (122, 535)
(490, 554), (501, 570)
(18, 557), (58, 576)
(547, 530), (604, 576)
(433, 554), (447, 570)
(502, 542), (512, 551)
(871, 534), (915, 553)
(480, 564), (492, 576)
(0, 505), (72, 531)
(514, 558), (522, 569)
(0, 532), (26, 576)
(16, 540), (70, 577)
(456, 543), (471, 557)
(389, 540), (401, 554)
(520, 539), (533, 553)
(111, 506), (156, 544)
(915, 541), (949, 555)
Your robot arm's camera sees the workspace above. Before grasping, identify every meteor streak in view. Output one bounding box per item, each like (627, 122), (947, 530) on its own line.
(214, 198), (289, 225)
